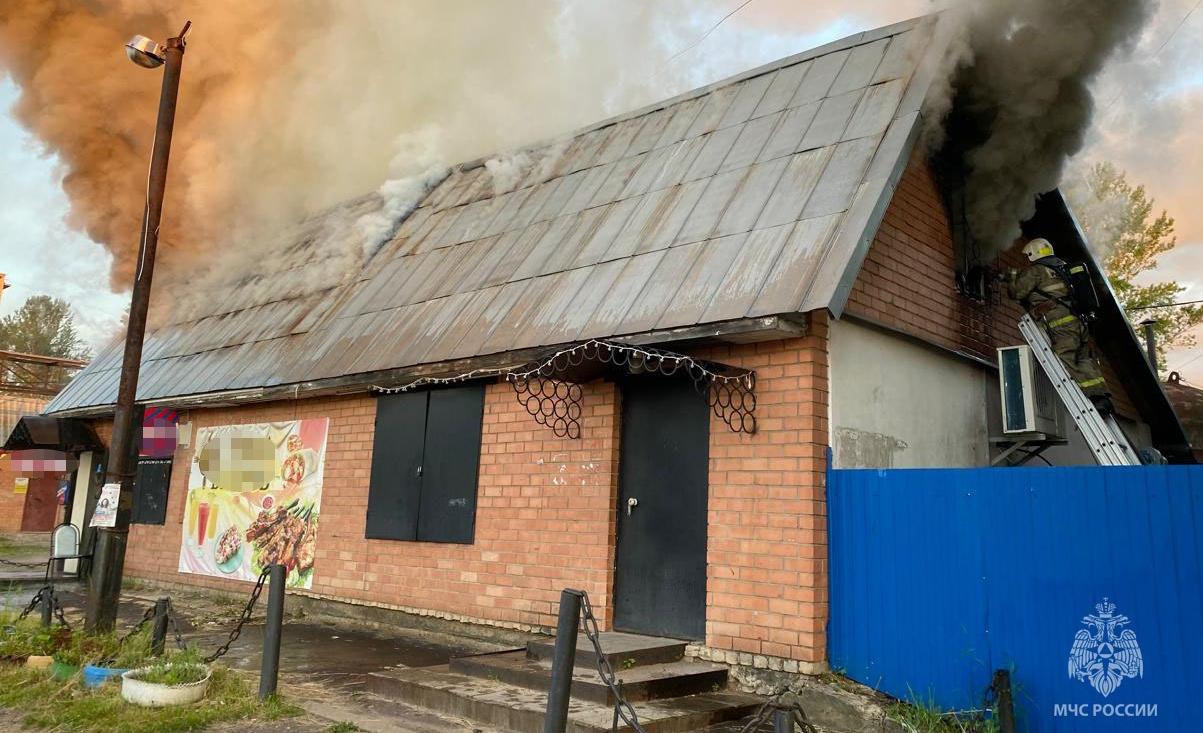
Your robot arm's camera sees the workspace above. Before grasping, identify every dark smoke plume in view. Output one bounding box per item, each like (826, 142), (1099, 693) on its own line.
(938, 0), (1154, 258)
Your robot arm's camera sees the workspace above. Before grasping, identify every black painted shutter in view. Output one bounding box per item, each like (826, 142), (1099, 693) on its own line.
(131, 457), (173, 525)
(366, 391), (428, 540)
(417, 385), (485, 544)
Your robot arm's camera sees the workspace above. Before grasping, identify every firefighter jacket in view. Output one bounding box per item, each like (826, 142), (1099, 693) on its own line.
(1008, 259), (1075, 325)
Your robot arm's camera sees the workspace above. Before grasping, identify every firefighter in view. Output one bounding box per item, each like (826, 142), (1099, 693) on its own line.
(1007, 238), (1114, 416)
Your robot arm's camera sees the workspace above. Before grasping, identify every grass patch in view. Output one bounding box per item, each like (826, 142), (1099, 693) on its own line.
(0, 610), (302, 732)
(324, 723), (361, 733)
(886, 697), (1000, 733)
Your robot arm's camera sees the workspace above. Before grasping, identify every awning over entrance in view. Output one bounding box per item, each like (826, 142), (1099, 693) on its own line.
(2, 415), (104, 452)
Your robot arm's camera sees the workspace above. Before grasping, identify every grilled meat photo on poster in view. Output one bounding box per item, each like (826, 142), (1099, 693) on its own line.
(177, 419), (328, 589)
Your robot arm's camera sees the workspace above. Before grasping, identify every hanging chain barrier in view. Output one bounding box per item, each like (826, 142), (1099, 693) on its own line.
(203, 566), (270, 663)
(16, 584), (71, 630)
(577, 590), (648, 733)
(735, 686), (819, 733)
(0, 557), (47, 569)
(372, 339), (757, 439)
(118, 603), (158, 646)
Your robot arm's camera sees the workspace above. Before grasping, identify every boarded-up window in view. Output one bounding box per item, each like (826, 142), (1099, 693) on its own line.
(132, 456), (173, 525)
(366, 384), (485, 543)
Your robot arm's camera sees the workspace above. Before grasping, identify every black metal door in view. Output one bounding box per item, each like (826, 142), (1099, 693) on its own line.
(614, 376), (710, 639)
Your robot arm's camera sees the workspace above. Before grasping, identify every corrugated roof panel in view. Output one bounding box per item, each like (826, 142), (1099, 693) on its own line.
(673, 166), (747, 246)
(683, 126), (743, 182)
(543, 259), (627, 343)
(626, 107), (672, 156)
(758, 101), (821, 162)
(523, 267), (595, 345)
(47, 18), (946, 413)
(579, 249), (667, 337)
(719, 112), (779, 173)
(751, 61), (810, 119)
(653, 96), (706, 149)
(718, 73), (774, 129)
(685, 84), (740, 138)
(512, 213), (579, 281)
(701, 222), (794, 322)
(540, 206), (607, 274)
(829, 38), (890, 96)
(749, 213), (842, 315)
(801, 136), (879, 218)
(570, 199), (638, 268)
(602, 189), (674, 261)
(423, 286), (503, 364)
(616, 242), (704, 334)
(656, 233), (748, 327)
(633, 178), (708, 255)
(798, 89), (865, 150)
(790, 48), (850, 106)
(482, 188), (533, 238)
(754, 147), (834, 229)
(714, 157), (791, 238)
(844, 79), (907, 141)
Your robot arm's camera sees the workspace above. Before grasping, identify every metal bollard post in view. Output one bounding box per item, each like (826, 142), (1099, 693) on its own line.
(151, 597), (170, 656)
(542, 588), (584, 733)
(993, 669), (1016, 733)
(258, 564), (287, 700)
(773, 707), (794, 733)
(40, 587), (52, 627)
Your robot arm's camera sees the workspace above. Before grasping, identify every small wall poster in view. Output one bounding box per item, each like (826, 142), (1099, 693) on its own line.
(177, 419), (328, 589)
(13, 477), (28, 495)
(90, 483), (121, 527)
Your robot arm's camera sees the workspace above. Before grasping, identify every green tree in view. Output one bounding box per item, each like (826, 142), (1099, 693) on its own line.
(1066, 162), (1203, 370)
(0, 294), (91, 359)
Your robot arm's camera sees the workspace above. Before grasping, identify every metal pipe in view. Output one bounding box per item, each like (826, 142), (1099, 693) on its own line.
(543, 589), (584, 733)
(87, 25), (188, 632)
(151, 597), (169, 656)
(773, 707), (794, 733)
(259, 564), (287, 700)
(1141, 320), (1158, 374)
(993, 669), (1016, 733)
(40, 587), (52, 627)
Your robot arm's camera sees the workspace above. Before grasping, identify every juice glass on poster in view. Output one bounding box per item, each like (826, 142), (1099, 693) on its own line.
(196, 501), (210, 547)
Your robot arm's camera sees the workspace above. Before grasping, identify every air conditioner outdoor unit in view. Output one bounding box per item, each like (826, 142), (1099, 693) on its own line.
(998, 345), (1064, 437)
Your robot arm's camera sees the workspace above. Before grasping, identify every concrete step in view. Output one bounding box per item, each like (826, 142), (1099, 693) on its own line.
(366, 664), (761, 733)
(450, 650), (730, 704)
(525, 631), (687, 670)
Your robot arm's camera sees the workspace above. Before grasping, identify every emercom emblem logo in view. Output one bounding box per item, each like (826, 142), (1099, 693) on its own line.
(1067, 598), (1144, 697)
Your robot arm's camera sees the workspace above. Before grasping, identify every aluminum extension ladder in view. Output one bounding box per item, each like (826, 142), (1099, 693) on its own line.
(1018, 314), (1140, 466)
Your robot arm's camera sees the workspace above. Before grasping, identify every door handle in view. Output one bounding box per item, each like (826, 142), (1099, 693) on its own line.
(626, 497), (638, 515)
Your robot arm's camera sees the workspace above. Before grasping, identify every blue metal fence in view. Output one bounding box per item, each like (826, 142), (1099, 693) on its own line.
(828, 465), (1203, 732)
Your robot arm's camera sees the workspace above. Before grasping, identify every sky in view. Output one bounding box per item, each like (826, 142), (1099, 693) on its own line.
(0, 0), (1200, 381)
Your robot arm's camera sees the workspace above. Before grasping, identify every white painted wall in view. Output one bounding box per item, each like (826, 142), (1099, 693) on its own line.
(829, 320), (991, 468)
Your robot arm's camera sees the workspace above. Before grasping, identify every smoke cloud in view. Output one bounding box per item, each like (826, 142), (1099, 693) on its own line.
(934, 0), (1154, 257)
(0, 0), (709, 299)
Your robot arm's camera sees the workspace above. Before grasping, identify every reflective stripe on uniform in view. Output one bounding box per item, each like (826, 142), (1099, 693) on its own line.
(1047, 314), (1078, 328)
(1078, 377), (1106, 389)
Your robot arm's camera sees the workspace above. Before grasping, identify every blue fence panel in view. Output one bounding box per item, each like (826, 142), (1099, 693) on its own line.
(828, 465), (1203, 732)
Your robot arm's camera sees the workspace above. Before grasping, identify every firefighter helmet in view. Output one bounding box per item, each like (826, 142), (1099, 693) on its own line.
(1022, 238), (1055, 262)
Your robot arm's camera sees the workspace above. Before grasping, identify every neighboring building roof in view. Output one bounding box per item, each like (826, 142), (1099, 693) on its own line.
(48, 16), (947, 415)
(1162, 372), (1203, 459)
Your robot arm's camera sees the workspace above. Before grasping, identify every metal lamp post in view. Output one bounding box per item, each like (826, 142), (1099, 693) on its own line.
(86, 21), (191, 631)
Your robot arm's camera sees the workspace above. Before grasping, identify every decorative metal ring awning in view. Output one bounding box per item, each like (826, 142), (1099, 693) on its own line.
(373, 340), (756, 439)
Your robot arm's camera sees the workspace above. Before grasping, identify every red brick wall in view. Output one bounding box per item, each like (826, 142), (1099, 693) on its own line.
(123, 383), (621, 632)
(845, 152), (1139, 417)
(0, 394), (50, 533)
(116, 330), (831, 668)
(698, 315), (830, 670)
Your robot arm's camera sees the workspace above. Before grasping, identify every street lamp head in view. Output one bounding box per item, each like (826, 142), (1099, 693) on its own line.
(125, 35), (166, 68)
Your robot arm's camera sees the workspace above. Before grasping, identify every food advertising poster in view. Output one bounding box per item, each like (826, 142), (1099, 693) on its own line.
(178, 419), (328, 589)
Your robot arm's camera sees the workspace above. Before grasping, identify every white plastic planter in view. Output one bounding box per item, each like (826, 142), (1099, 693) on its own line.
(120, 663), (212, 707)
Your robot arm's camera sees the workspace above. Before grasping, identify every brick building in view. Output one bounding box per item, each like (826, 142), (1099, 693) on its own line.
(42, 15), (1191, 674)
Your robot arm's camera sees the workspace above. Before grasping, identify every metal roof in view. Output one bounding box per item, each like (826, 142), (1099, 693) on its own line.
(48, 15), (948, 414)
